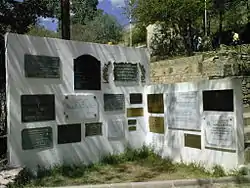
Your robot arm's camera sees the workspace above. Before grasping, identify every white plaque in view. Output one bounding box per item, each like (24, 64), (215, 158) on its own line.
(204, 115), (236, 150)
(64, 94), (99, 122)
(108, 118), (125, 140)
(168, 91), (200, 130)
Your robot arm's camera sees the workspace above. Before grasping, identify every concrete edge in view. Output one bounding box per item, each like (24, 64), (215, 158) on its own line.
(47, 175), (250, 188)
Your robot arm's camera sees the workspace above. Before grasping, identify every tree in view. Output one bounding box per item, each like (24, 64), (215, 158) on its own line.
(71, 11), (123, 44)
(27, 25), (59, 38)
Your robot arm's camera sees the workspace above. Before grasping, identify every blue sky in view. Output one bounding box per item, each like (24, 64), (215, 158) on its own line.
(39, 0), (128, 31)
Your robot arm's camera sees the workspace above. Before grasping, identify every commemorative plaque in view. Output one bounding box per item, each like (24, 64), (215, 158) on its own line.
(203, 89), (234, 112)
(108, 119), (125, 140)
(85, 123), (102, 137)
(113, 62), (138, 82)
(184, 134), (201, 149)
(22, 127), (53, 150)
(74, 55), (101, 90)
(128, 126), (136, 132)
(127, 108), (144, 117)
(21, 94), (55, 122)
(130, 93), (143, 104)
(128, 119), (137, 125)
(24, 54), (60, 78)
(58, 123), (81, 144)
(104, 94), (125, 112)
(147, 94), (164, 114)
(149, 116), (164, 134)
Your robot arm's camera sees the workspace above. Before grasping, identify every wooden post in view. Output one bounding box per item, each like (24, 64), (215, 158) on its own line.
(61, 0), (70, 40)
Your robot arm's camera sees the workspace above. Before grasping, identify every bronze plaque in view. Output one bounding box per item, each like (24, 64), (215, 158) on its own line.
(85, 123), (102, 137)
(58, 124), (81, 144)
(244, 117), (250, 126)
(147, 94), (164, 113)
(128, 126), (136, 132)
(22, 127), (53, 150)
(149, 116), (164, 134)
(128, 119), (137, 125)
(184, 134), (201, 149)
(127, 108), (144, 117)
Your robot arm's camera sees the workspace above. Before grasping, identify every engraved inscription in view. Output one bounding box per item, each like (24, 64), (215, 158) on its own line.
(104, 94), (125, 112)
(128, 126), (136, 132)
(149, 116), (164, 134)
(58, 124), (81, 144)
(85, 123), (102, 137)
(128, 119), (137, 125)
(21, 94), (55, 122)
(130, 93), (143, 104)
(24, 54), (60, 78)
(184, 134), (201, 149)
(113, 62), (138, 82)
(127, 108), (144, 117)
(108, 119), (125, 140)
(22, 127), (53, 150)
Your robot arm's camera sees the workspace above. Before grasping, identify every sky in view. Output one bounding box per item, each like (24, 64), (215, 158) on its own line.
(39, 0), (128, 31)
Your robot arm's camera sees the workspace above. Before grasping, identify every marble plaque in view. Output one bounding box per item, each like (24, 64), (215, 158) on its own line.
(168, 91), (200, 131)
(21, 94), (55, 123)
(147, 94), (164, 114)
(184, 134), (201, 149)
(204, 115), (236, 150)
(127, 108), (144, 117)
(64, 94), (98, 122)
(149, 116), (164, 134)
(85, 123), (102, 137)
(22, 127), (53, 150)
(58, 124), (81, 144)
(113, 62), (138, 82)
(130, 93), (143, 104)
(108, 119), (125, 140)
(203, 89), (234, 112)
(24, 54), (60, 78)
(104, 94), (125, 112)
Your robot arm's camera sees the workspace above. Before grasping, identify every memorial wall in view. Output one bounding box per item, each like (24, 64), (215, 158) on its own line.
(5, 33), (245, 171)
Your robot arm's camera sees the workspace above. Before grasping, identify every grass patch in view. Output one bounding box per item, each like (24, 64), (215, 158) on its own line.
(8, 145), (243, 188)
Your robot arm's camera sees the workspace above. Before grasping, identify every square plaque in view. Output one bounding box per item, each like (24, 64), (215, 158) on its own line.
(108, 119), (125, 140)
(130, 93), (143, 104)
(149, 116), (165, 134)
(24, 54), (60, 78)
(22, 127), (53, 150)
(147, 94), (164, 114)
(58, 123), (81, 144)
(113, 62), (138, 82)
(85, 123), (102, 137)
(21, 94), (55, 123)
(104, 94), (125, 112)
(64, 94), (99, 122)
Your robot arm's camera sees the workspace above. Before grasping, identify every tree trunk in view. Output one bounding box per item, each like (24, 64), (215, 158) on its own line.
(218, 10), (223, 45)
(61, 0), (71, 40)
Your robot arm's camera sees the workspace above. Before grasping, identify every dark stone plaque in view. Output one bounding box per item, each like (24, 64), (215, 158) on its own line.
(184, 134), (201, 149)
(85, 123), (102, 137)
(113, 62), (138, 82)
(104, 94), (125, 112)
(147, 94), (164, 113)
(22, 127), (53, 150)
(128, 119), (137, 125)
(74, 54), (101, 90)
(58, 123), (81, 144)
(21, 94), (55, 122)
(130, 93), (143, 104)
(24, 54), (60, 78)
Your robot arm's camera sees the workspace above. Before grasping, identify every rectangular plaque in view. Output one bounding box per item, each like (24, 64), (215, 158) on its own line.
(22, 127), (53, 150)
(104, 94), (125, 112)
(113, 62), (138, 82)
(128, 119), (137, 125)
(168, 91), (200, 131)
(128, 126), (136, 132)
(147, 94), (164, 113)
(21, 94), (55, 122)
(204, 115), (236, 150)
(203, 89), (234, 112)
(85, 123), (102, 137)
(130, 93), (143, 104)
(24, 54), (60, 78)
(127, 108), (144, 117)
(108, 119), (125, 140)
(58, 124), (81, 144)
(64, 94), (99, 122)
(184, 134), (201, 149)
(149, 116), (164, 134)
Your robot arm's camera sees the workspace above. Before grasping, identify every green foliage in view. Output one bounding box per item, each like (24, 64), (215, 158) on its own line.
(27, 25), (59, 38)
(132, 24), (147, 45)
(71, 12), (123, 44)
